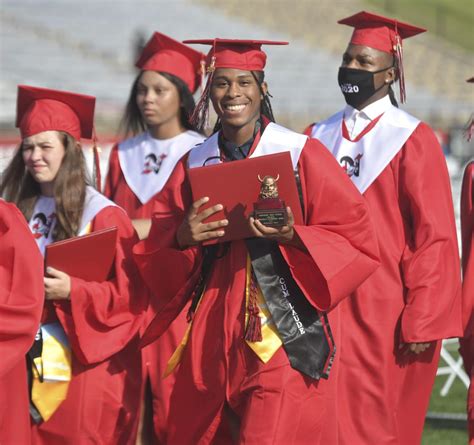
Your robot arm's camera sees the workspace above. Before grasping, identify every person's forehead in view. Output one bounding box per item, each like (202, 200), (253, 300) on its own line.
(213, 68), (254, 78)
(138, 71), (175, 86)
(344, 44), (388, 58)
(23, 130), (60, 144)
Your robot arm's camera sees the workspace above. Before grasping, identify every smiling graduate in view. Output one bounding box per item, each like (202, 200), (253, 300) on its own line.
(133, 38), (380, 444)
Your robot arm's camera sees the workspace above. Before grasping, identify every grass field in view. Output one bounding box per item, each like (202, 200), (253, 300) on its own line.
(421, 344), (469, 444)
(422, 427), (467, 445)
(364, 0), (474, 51)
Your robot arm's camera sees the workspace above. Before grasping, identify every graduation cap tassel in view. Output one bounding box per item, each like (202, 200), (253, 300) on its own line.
(245, 273), (263, 343)
(92, 127), (101, 191)
(394, 33), (406, 104)
(466, 117), (474, 142)
(199, 59), (206, 96)
(190, 56), (216, 133)
(465, 78), (474, 141)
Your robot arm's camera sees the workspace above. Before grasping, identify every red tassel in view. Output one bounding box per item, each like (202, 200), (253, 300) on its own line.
(245, 273), (263, 342)
(199, 59), (206, 96)
(190, 56), (216, 132)
(92, 127), (101, 191)
(394, 30), (406, 104)
(466, 118), (474, 142)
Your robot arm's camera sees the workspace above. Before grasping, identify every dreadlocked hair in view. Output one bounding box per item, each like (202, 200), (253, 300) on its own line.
(252, 71), (275, 123)
(211, 70), (275, 134)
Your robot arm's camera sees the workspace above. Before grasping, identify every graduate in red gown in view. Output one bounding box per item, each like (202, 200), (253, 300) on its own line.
(104, 32), (205, 443)
(133, 38), (380, 444)
(306, 11), (463, 444)
(0, 200), (44, 445)
(105, 32), (205, 238)
(1, 85), (147, 445)
(460, 160), (474, 443)
(460, 77), (474, 444)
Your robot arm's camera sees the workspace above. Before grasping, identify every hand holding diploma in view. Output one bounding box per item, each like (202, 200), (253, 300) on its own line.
(177, 197), (229, 248)
(44, 267), (71, 300)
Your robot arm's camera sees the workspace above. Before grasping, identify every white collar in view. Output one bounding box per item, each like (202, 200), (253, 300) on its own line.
(118, 130), (204, 204)
(343, 94), (392, 123)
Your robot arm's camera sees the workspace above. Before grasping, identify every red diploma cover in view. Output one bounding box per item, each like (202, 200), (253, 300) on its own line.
(45, 226), (118, 281)
(188, 152), (303, 243)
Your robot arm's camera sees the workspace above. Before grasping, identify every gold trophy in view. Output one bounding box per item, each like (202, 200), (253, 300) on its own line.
(253, 175), (288, 227)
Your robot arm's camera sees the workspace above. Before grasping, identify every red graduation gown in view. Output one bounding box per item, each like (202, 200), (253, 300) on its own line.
(31, 206), (147, 445)
(459, 161), (474, 441)
(105, 143), (188, 443)
(0, 201), (44, 445)
(308, 121), (462, 444)
(133, 135), (380, 444)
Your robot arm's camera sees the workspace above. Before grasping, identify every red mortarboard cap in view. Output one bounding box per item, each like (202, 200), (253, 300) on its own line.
(338, 11), (426, 54)
(136, 32), (205, 93)
(183, 39), (288, 72)
(16, 85), (96, 140)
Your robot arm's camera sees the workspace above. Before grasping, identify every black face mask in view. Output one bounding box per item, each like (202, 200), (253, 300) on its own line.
(338, 66), (392, 109)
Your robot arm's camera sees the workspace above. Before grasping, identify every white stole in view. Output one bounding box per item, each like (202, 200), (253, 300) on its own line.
(311, 106), (420, 193)
(118, 130), (204, 204)
(29, 186), (117, 256)
(187, 122), (308, 169)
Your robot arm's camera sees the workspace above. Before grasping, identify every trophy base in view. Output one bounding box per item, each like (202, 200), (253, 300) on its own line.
(253, 199), (287, 228)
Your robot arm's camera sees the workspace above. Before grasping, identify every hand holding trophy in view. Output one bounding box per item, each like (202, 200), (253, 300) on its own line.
(253, 174), (288, 228)
(250, 173), (301, 247)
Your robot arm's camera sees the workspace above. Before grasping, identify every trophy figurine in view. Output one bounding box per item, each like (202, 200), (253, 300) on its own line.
(253, 174), (288, 227)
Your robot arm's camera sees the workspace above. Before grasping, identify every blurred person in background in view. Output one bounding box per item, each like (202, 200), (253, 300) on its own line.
(104, 32), (205, 444)
(0, 86), (147, 445)
(105, 32), (204, 240)
(306, 11), (462, 445)
(133, 38), (380, 444)
(460, 76), (474, 444)
(460, 159), (473, 444)
(0, 200), (44, 445)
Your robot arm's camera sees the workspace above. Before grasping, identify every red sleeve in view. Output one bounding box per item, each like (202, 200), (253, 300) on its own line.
(0, 201), (44, 377)
(133, 158), (203, 344)
(302, 123), (316, 137)
(103, 143), (120, 200)
(398, 123), (462, 343)
(55, 205), (148, 364)
(279, 139), (380, 311)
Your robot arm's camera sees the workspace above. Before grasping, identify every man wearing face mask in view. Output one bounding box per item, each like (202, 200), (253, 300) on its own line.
(305, 11), (463, 445)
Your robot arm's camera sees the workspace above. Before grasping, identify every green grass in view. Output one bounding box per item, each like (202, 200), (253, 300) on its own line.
(428, 372), (469, 413)
(421, 345), (469, 444)
(364, 0), (474, 51)
(422, 427), (467, 445)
